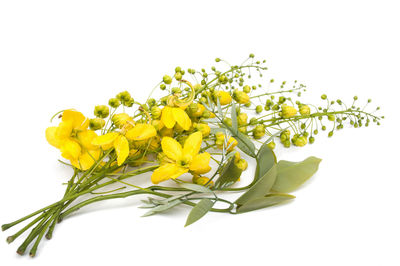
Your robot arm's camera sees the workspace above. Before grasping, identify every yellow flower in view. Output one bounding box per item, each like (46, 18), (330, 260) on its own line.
(281, 104), (297, 118)
(151, 131), (211, 184)
(215, 132), (238, 151)
(45, 109), (101, 170)
(92, 123), (156, 166)
(160, 106), (191, 131)
(213, 91), (232, 105)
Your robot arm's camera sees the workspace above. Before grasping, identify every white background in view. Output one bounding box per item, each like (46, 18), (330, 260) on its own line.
(1, 0), (399, 265)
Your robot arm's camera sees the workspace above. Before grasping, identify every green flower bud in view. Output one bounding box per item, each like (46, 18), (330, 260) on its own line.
(321, 94), (327, 100)
(163, 75), (172, 84)
(283, 140), (291, 148)
(294, 136), (307, 147)
(281, 104), (297, 118)
(249, 117), (258, 125)
(243, 85), (251, 93)
(235, 159), (248, 171)
(174, 72), (182, 81)
(94, 105), (110, 118)
(328, 114), (335, 121)
(238, 126), (247, 134)
(108, 98), (121, 108)
(253, 125), (265, 139)
(255, 105), (263, 114)
(299, 105), (311, 116)
(116, 91), (132, 102)
(309, 136), (315, 144)
(151, 106), (162, 119)
(160, 84), (166, 90)
(280, 129), (290, 142)
(171, 87), (181, 94)
(223, 117), (232, 127)
(267, 141), (276, 149)
(147, 98), (156, 107)
(328, 131), (334, 137)
(89, 118), (105, 130)
(202, 109), (211, 118)
(232, 89), (250, 104)
(175, 66), (181, 73)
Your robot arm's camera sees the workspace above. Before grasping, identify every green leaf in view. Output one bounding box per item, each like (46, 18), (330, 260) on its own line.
(142, 199), (182, 217)
(235, 164), (277, 205)
(179, 183), (213, 193)
(185, 199), (215, 227)
(255, 140), (277, 181)
(214, 156), (243, 189)
(216, 97), (223, 118)
(272, 156), (322, 193)
(236, 193), (295, 213)
(230, 102), (238, 133)
(234, 131), (256, 157)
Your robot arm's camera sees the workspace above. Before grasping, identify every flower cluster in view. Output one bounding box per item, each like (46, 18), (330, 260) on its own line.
(3, 55), (383, 257)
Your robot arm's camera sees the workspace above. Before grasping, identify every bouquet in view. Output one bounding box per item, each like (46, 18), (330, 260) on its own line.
(2, 54), (382, 257)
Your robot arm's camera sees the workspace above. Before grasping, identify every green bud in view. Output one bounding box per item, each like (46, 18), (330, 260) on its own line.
(215, 58), (221, 62)
(294, 136), (307, 147)
(328, 131), (334, 137)
(163, 75), (172, 84)
(327, 114), (335, 121)
(94, 105), (110, 118)
(89, 118), (105, 130)
(309, 136), (315, 144)
(321, 94), (327, 100)
(256, 105), (263, 114)
(243, 85), (251, 93)
(175, 66), (181, 73)
(299, 105), (311, 116)
(160, 84), (166, 90)
(171, 87), (181, 94)
(174, 72), (182, 81)
(266, 141), (276, 150)
(253, 124), (265, 139)
(108, 98), (121, 108)
(151, 106), (162, 119)
(223, 117), (232, 127)
(249, 117), (258, 125)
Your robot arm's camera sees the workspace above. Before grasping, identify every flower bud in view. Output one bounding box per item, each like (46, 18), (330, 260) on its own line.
(237, 113), (248, 126)
(238, 126), (247, 134)
(243, 85), (251, 93)
(213, 91), (232, 105)
(194, 123), (211, 137)
(281, 104), (297, 119)
(234, 151), (241, 163)
(233, 89), (250, 104)
(108, 98), (121, 108)
(235, 159), (248, 171)
(256, 105), (263, 114)
(174, 72), (182, 81)
(223, 117), (232, 127)
(294, 136), (307, 147)
(116, 91), (132, 103)
(89, 118), (105, 130)
(280, 129), (291, 142)
(299, 105), (311, 116)
(112, 113), (133, 128)
(328, 114), (335, 121)
(267, 141), (276, 149)
(151, 106), (162, 119)
(163, 75), (172, 84)
(192, 175), (213, 187)
(253, 125), (265, 139)
(94, 105), (110, 118)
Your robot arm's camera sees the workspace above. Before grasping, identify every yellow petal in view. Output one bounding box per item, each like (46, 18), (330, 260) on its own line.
(77, 130), (98, 150)
(161, 137), (182, 161)
(62, 109), (89, 130)
(183, 131), (202, 159)
(161, 106), (176, 129)
(114, 135), (129, 166)
(172, 107), (191, 130)
(125, 124), (157, 141)
(151, 163), (188, 184)
(56, 121), (73, 140)
(92, 132), (119, 150)
(189, 152), (212, 174)
(60, 139), (81, 160)
(71, 149), (101, 170)
(46, 127), (63, 148)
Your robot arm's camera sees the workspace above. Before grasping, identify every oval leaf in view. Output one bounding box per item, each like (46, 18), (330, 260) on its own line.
(236, 193), (295, 213)
(214, 156), (243, 189)
(185, 199), (215, 227)
(272, 156), (322, 193)
(255, 141), (277, 180)
(235, 164), (277, 205)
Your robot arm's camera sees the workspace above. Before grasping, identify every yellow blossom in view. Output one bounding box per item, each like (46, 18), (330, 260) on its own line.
(160, 106), (191, 130)
(213, 91), (232, 105)
(45, 109), (100, 170)
(151, 131), (211, 184)
(92, 123), (156, 166)
(281, 104), (297, 118)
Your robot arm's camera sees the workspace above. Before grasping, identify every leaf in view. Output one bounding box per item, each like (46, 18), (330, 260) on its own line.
(179, 183), (213, 193)
(230, 101), (238, 133)
(272, 156), (322, 193)
(210, 127), (227, 135)
(214, 156), (243, 189)
(235, 164), (277, 205)
(255, 140), (277, 181)
(234, 131), (256, 157)
(185, 199), (215, 227)
(142, 199), (182, 217)
(236, 193), (295, 213)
